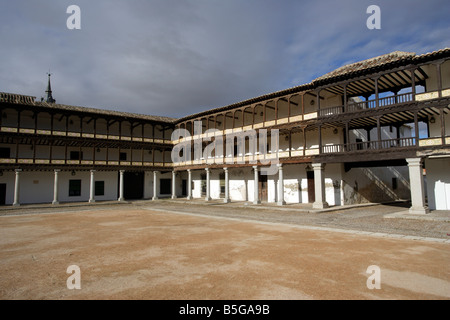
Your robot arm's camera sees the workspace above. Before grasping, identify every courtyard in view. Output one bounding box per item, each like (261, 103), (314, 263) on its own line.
(0, 200), (449, 300)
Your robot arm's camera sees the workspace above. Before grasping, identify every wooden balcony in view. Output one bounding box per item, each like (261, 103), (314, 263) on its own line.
(318, 89), (450, 118)
(0, 126), (173, 145)
(0, 158), (174, 169)
(321, 136), (450, 154)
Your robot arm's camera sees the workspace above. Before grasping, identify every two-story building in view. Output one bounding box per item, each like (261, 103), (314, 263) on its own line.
(1, 48), (449, 213)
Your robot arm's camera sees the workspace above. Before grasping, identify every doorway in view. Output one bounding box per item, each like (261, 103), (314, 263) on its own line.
(0, 184), (6, 205)
(120, 172), (144, 200)
(258, 172), (268, 202)
(307, 170), (315, 203)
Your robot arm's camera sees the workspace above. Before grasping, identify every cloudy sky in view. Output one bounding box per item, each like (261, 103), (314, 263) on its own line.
(0, 0), (449, 119)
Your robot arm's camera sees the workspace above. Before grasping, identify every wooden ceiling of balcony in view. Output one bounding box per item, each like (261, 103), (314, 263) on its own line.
(323, 67), (428, 97)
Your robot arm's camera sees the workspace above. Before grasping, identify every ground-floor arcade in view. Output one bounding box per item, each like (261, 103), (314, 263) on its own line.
(0, 156), (448, 214)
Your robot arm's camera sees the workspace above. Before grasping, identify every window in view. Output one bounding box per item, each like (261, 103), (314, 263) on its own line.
(70, 151), (83, 160)
(219, 172), (225, 195)
(120, 152), (127, 161)
(69, 180), (81, 196)
(95, 181), (105, 196)
(200, 173), (206, 196)
(392, 178), (398, 190)
(0, 148), (10, 158)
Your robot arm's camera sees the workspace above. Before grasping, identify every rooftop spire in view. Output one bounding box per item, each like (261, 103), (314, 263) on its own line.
(45, 72), (55, 103)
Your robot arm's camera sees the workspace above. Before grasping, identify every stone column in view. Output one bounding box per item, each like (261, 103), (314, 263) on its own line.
(89, 170), (96, 203)
(312, 163), (329, 209)
(187, 169), (192, 200)
(52, 169), (60, 205)
(223, 167), (230, 203)
(171, 171), (177, 199)
(253, 166), (260, 204)
(406, 158), (429, 214)
(118, 170), (125, 202)
(205, 167), (211, 201)
(277, 164), (286, 206)
(152, 171), (159, 200)
(13, 169), (22, 207)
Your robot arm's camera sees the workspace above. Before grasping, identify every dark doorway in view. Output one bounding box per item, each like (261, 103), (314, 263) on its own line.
(181, 179), (187, 197)
(121, 171), (144, 200)
(307, 170), (315, 203)
(200, 173), (206, 196)
(160, 178), (171, 195)
(0, 183), (6, 205)
(259, 172), (268, 202)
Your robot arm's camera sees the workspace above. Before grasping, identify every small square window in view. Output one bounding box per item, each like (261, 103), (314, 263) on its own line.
(120, 152), (127, 161)
(70, 151), (83, 160)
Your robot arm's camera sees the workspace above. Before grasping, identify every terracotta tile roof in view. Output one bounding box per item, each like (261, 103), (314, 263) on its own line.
(0, 92), (176, 124)
(314, 47), (450, 83)
(314, 51), (416, 82)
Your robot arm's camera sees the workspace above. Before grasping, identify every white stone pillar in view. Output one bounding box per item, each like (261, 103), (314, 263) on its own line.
(89, 170), (96, 203)
(205, 168), (211, 201)
(406, 158), (429, 214)
(253, 166), (260, 204)
(13, 169), (21, 207)
(187, 169), (192, 200)
(277, 164), (286, 206)
(52, 169), (60, 205)
(223, 167), (230, 203)
(312, 163), (329, 209)
(118, 170), (125, 202)
(171, 171), (177, 199)
(152, 171), (159, 200)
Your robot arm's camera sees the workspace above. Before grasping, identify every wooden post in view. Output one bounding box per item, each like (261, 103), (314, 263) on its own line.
(436, 62), (442, 98)
(374, 77), (379, 108)
(410, 68), (416, 99)
(414, 111), (419, 146)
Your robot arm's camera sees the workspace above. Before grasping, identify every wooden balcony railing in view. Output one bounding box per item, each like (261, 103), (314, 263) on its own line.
(319, 92), (414, 117)
(322, 137), (417, 153)
(0, 158), (174, 168)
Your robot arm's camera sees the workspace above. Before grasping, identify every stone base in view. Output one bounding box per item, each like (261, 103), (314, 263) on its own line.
(89, 199), (96, 203)
(313, 202), (329, 209)
(52, 201), (59, 205)
(408, 206), (430, 215)
(253, 200), (261, 205)
(277, 201), (286, 206)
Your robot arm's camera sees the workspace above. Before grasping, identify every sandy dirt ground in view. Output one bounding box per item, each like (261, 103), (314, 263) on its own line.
(0, 205), (449, 300)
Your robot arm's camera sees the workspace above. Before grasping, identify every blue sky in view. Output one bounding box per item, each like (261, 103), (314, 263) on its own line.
(0, 0), (449, 118)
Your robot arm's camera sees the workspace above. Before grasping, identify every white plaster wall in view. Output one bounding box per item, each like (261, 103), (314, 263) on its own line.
(429, 112), (450, 137)
(0, 170), (120, 205)
(425, 157), (450, 210)
(229, 168), (249, 201)
(324, 163), (344, 206)
(0, 171), (18, 205)
(58, 171), (118, 203)
(143, 171), (154, 199)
